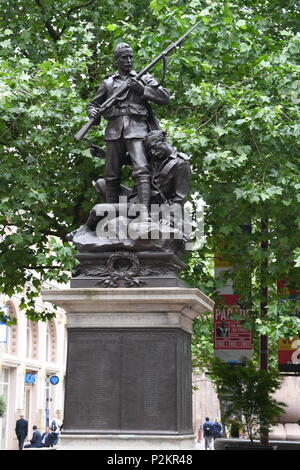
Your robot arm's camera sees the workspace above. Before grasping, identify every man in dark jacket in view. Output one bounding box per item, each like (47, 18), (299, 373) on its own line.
(212, 418), (223, 439)
(15, 415), (28, 450)
(202, 417), (214, 450)
(87, 42), (170, 213)
(40, 427), (51, 447)
(24, 425), (42, 448)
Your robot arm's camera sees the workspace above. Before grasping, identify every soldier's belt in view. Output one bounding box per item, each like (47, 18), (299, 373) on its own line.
(115, 105), (131, 116)
(108, 104), (148, 120)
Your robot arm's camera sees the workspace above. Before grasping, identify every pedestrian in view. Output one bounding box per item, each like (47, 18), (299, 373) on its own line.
(202, 417), (213, 450)
(49, 416), (60, 447)
(15, 414), (28, 450)
(41, 427), (51, 447)
(24, 425), (43, 448)
(229, 417), (241, 438)
(197, 423), (202, 443)
(212, 418), (222, 440)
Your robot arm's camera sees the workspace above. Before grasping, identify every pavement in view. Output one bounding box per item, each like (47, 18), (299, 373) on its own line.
(195, 440), (213, 450)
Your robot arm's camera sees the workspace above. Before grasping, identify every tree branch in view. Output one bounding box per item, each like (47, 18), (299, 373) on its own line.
(35, 0), (96, 41)
(66, 0), (96, 20)
(34, 0), (60, 41)
(24, 265), (66, 270)
(60, 0), (96, 36)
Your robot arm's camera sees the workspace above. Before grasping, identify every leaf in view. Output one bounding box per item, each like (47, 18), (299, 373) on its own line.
(293, 248), (300, 267)
(199, 7), (211, 17)
(106, 24), (117, 31)
(0, 39), (12, 48)
(240, 42), (251, 53)
(236, 19), (247, 29)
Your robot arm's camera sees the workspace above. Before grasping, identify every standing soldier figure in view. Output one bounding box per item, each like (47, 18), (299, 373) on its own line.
(87, 43), (170, 216)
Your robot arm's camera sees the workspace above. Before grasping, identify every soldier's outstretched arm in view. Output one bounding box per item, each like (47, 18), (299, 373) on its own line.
(141, 73), (170, 106)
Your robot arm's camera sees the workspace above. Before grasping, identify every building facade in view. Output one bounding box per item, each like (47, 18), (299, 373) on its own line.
(192, 371), (221, 435)
(0, 291), (66, 450)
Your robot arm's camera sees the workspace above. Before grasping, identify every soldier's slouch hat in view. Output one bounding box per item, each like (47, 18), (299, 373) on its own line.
(144, 130), (167, 149)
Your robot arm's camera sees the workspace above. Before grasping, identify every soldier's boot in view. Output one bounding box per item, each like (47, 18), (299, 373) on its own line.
(105, 181), (121, 203)
(136, 179), (152, 222)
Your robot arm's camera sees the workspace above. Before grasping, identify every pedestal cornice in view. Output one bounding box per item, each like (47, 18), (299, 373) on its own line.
(42, 287), (214, 333)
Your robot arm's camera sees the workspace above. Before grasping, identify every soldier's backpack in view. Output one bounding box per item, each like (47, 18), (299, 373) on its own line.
(50, 420), (57, 432)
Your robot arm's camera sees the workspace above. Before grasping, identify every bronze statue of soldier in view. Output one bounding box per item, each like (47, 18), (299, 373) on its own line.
(80, 130), (190, 233)
(87, 43), (170, 215)
(70, 22), (201, 283)
(144, 130), (190, 208)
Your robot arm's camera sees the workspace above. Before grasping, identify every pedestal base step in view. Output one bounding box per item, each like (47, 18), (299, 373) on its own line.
(59, 433), (196, 450)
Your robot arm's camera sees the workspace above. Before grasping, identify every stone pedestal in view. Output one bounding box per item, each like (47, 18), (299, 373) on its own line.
(42, 287), (213, 450)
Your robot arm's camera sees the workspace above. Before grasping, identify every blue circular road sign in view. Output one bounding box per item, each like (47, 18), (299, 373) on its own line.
(50, 375), (59, 385)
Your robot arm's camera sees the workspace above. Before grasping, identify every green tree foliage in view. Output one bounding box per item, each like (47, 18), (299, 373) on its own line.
(210, 359), (286, 443)
(0, 0), (300, 341)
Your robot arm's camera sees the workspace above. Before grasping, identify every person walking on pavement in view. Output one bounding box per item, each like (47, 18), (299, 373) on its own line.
(49, 416), (60, 447)
(203, 416), (214, 450)
(15, 415), (28, 450)
(212, 418), (222, 440)
(229, 416), (242, 438)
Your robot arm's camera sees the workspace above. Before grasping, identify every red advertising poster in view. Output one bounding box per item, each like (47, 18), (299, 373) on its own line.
(214, 294), (252, 360)
(277, 280), (300, 372)
(278, 337), (300, 372)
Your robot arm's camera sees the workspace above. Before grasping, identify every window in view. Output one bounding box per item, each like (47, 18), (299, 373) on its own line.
(0, 368), (9, 449)
(45, 321), (56, 363)
(5, 301), (18, 355)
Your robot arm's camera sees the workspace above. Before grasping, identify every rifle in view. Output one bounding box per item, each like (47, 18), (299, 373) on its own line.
(74, 20), (201, 141)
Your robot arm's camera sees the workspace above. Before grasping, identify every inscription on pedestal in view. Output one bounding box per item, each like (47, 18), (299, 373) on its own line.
(65, 333), (121, 430)
(64, 329), (192, 434)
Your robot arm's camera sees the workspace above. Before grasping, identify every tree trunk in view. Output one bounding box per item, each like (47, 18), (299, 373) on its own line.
(260, 215), (269, 445)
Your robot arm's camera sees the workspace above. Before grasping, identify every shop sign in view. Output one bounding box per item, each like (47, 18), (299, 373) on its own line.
(24, 373), (37, 384)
